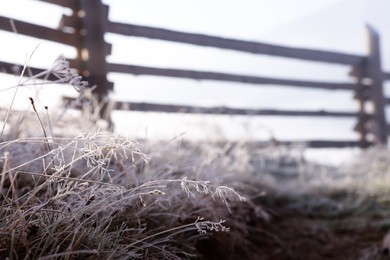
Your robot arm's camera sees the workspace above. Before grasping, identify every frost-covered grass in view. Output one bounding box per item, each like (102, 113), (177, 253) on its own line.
(0, 131), (253, 259)
(0, 56), (259, 259)
(2, 54), (390, 259)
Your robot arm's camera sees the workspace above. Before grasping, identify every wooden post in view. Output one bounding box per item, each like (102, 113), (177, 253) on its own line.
(351, 69), (367, 147)
(366, 24), (387, 145)
(76, 0), (113, 121)
(350, 63), (371, 148)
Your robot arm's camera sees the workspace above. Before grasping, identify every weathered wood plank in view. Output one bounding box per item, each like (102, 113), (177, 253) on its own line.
(0, 16), (78, 46)
(265, 140), (371, 148)
(62, 97), (365, 117)
(110, 101), (364, 118)
(108, 63), (356, 90)
(76, 1), (112, 95)
(384, 72), (390, 80)
(350, 62), (370, 143)
(366, 25), (387, 144)
(37, 0), (78, 9)
(214, 140), (371, 149)
(107, 22), (365, 65)
(0, 61), (58, 81)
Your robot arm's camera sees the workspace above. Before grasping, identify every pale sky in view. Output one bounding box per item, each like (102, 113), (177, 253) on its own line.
(105, 0), (344, 38)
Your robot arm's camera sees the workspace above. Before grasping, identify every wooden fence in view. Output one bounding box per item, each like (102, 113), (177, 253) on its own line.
(0, 0), (389, 148)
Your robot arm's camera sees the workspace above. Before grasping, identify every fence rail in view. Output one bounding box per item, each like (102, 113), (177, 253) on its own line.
(107, 63), (359, 91)
(0, 16), (78, 46)
(61, 97), (367, 118)
(107, 22), (366, 65)
(1, 0), (389, 148)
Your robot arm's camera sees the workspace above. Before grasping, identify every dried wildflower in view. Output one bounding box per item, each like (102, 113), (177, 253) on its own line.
(50, 54), (88, 93)
(180, 177), (246, 212)
(194, 217), (230, 234)
(0, 55), (89, 98)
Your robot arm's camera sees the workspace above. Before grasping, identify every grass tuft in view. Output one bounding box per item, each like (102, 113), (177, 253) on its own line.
(0, 55), (257, 259)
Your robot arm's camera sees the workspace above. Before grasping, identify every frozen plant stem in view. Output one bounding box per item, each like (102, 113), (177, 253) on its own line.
(29, 97), (52, 157)
(45, 106), (53, 139)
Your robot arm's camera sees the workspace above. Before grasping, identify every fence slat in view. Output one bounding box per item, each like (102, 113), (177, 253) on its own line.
(0, 61), (58, 81)
(0, 16), (78, 46)
(62, 97), (368, 117)
(384, 72), (390, 80)
(108, 100), (364, 118)
(75, 1), (112, 95)
(282, 140), (371, 148)
(366, 25), (387, 144)
(108, 22), (365, 65)
(38, 0), (78, 9)
(221, 140), (371, 148)
(108, 63), (357, 90)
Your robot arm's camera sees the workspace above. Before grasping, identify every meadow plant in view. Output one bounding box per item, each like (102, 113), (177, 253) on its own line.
(0, 55), (255, 259)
